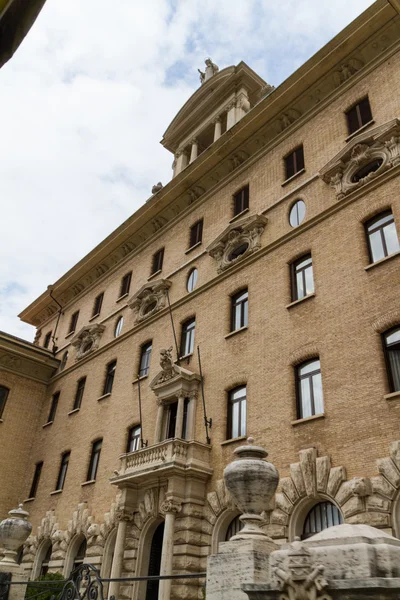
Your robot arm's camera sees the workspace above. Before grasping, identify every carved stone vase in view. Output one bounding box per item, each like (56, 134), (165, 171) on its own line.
(224, 437), (279, 540)
(0, 505), (32, 564)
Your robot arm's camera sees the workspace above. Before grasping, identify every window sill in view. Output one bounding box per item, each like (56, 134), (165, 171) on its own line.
(225, 326), (248, 339)
(179, 353), (193, 362)
(116, 293), (129, 303)
(50, 489), (63, 496)
(89, 313), (100, 322)
(23, 497), (35, 503)
(282, 168), (305, 187)
(364, 250), (400, 271)
(345, 120), (375, 142)
(65, 331), (75, 339)
(292, 413), (325, 426)
(286, 293), (315, 309)
(185, 241), (202, 255)
(42, 421), (53, 428)
(229, 208), (249, 223)
(148, 269), (162, 282)
(384, 391), (400, 402)
(221, 436), (247, 446)
(68, 408), (80, 416)
(132, 375), (148, 385)
(81, 480), (96, 487)
(97, 393), (111, 402)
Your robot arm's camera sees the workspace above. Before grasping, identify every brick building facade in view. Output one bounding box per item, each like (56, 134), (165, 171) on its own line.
(1, 2), (400, 599)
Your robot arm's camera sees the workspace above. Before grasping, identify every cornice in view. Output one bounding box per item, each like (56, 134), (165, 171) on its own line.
(0, 331), (59, 383)
(19, 2), (400, 329)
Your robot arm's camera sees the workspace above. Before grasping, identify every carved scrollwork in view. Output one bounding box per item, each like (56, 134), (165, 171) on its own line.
(160, 499), (182, 515)
(128, 279), (172, 323)
(71, 324), (106, 362)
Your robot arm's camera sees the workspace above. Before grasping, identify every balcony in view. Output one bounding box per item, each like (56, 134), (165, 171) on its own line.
(110, 438), (212, 486)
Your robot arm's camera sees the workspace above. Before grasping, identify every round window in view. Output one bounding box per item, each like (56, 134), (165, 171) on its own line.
(82, 340), (93, 353)
(114, 316), (123, 337)
(289, 200), (306, 227)
(144, 300), (157, 315)
(351, 158), (383, 183)
(229, 243), (249, 261)
(187, 268), (198, 293)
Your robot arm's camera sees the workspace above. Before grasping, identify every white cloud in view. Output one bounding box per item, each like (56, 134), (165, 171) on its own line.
(0, 0), (374, 340)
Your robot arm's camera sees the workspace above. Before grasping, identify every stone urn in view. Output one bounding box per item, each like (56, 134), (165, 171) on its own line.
(0, 504), (32, 564)
(224, 437), (279, 540)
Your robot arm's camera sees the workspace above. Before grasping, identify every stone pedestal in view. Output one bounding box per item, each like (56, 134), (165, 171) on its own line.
(0, 562), (28, 600)
(207, 538), (277, 600)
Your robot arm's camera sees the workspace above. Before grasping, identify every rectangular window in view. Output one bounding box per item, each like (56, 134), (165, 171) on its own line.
(127, 425), (141, 452)
(68, 311), (79, 335)
(231, 289), (248, 331)
(233, 186), (249, 217)
(119, 272), (132, 298)
(139, 342), (152, 377)
(0, 386), (9, 419)
(55, 451), (70, 491)
(189, 219), (203, 248)
(383, 328), (400, 393)
(291, 255), (314, 301)
(365, 211), (400, 263)
(296, 359), (324, 419)
(43, 331), (52, 349)
(87, 439), (102, 481)
(92, 292), (104, 317)
(284, 146), (304, 180)
(227, 386), (246, 439)
(47, 392), (60, 423)
(103, 360), (117, 395)
(152, 248), (164, 275)
(73, 377), (86, 410)
(28, 461), (43, 499)
(346, 97), (372, 135)
(180, 318), (195, 357)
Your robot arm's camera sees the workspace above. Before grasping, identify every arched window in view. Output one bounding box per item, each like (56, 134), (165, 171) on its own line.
(39, 543), (52, 577)
(383, 327), (400, 393)
(71, 538), (87, 575)
(302, 501), (343, 539)
(225, 515), (243, 541)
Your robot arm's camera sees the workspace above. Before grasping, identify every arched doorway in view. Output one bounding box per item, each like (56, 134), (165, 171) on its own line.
(145, 522), (164, 600)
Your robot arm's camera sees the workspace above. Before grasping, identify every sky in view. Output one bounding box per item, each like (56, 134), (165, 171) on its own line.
(0, 0), (375, 342)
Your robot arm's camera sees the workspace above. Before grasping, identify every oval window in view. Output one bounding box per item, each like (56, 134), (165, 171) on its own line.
(114, 316), (123, 337)
(82, 340), (93, 353)
(144, 300), (157, 315)
(187, 268), (198, 293)
(289, 200), (306, 227)
(229, 243), (249, 261)
(351, 158), (383, 183)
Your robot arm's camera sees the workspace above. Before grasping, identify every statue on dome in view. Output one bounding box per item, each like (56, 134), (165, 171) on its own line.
(198, 58), (219, 84)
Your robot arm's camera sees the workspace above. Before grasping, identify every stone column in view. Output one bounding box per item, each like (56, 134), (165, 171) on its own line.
(186, 391), (198, 440)
(155, 401), (164, 443)
(189, 139), (198, 164)
(174, 150), (189, 175)
(235, 88), (250, 122)
(226, 101), (236, 130)
(174, 395), (185, 438)
(108, 509), (133, 600)
(213, 117), (222, 142)
(159, 500), (181, 600)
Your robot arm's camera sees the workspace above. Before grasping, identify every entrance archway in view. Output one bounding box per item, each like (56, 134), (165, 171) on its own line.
(145, 522), (165, 600)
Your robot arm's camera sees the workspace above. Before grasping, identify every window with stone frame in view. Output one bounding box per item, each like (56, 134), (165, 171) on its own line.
(0, 386), (9, 419)
(55, 451), (70, 491)
(231, 289), (248, 331)
(127, 425), (141, 452)
(68, 311), (79, 335)
(365, 211), (400, 264)
(119, 272), (132, 298)
(284, 145), (304, 180)
(39, 544), (52, 577)
(43, 331), (52, 349)
(189, 219), (203, 248)
(227, 386), (247, 439)
(151, 248), (164, 275)
(47, 391), (60, 423)
(92, 292), (104, 317)
(71, 538), (87, 577)
(233, 185), (249, 217)
(139, 341), (152, 377)
(180, 317), (195, 357)
(28, 461), (43, 499)
(291, 254), (314, 301)
(86, 439), (102, 481)
(383, 327), (400, 393)
(345, 97), (372, 135)
(296, 359), (324, 419)
(302, 501), (343, 539)
(73, 377), (86, 410)
(103, 360), (117, 395)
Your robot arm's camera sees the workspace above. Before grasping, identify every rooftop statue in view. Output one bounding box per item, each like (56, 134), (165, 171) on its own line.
(198, 58), (219, 85)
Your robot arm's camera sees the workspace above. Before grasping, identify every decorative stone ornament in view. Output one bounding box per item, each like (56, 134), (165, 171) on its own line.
(71, 323), (105, 361)
(207, 214), (268, 273)
(319, 118), (400, 199)
(224, 438), (279, 540)
(128, 279), (172, 323)
(0, 505), (32, 564)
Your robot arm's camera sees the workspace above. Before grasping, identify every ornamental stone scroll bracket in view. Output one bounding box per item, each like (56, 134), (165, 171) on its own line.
(206, 213), (268, 273)
(128, 279), (172, 324)
(319, 118), (400, 200)
(71, 323), (106, 362)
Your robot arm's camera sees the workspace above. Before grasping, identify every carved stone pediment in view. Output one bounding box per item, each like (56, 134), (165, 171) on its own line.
(206, 213), (268, 273)
(128, 279), (172, 323)
(71, 323), (105, 361)
(319, 118), (400, 199)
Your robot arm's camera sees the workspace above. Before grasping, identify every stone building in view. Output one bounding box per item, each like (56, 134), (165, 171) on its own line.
(1, 1), (400, 599)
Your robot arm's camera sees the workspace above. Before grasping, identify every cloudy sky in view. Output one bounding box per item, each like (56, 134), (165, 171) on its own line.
(1, 0), (374, 341)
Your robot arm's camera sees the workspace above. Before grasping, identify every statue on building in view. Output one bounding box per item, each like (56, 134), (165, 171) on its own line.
(198, 58), (219, 84)
(151, 182), (163, 194)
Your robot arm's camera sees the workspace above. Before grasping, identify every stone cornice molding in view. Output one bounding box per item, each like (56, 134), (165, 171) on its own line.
(128, 279), (172, 323)
(319, 118), (400, 199)
(207, 213), (268, 273)
(71, 323), (106, 362)
(0, 331), (59, 383)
